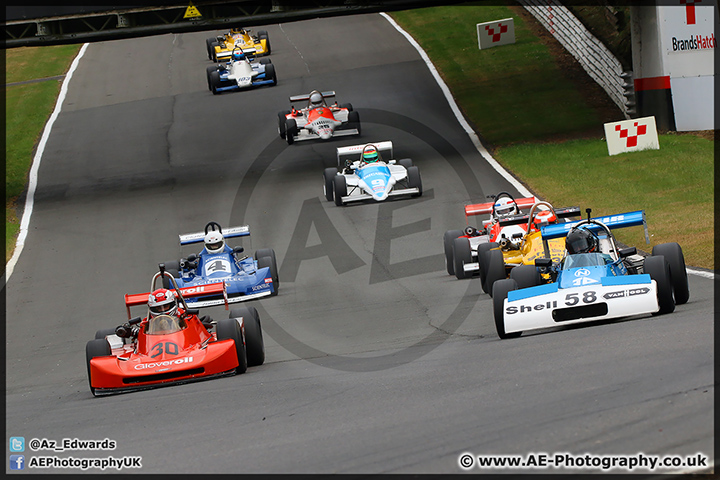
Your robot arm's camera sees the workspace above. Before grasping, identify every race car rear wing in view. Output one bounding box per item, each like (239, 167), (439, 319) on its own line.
(124, 282), (228, 318)
(540, 210), (648, 242)
(179, 226), (250, 245)
(495, 206), (582, 227)
(289, 90), (335, 103)
(464, 196), (537, 218)
(336, 140), (394, 166)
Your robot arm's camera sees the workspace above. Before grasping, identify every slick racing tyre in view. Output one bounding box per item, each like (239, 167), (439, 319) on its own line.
(509, 264), (542, 289)
(258, 30), (271, 55)
(493, 279), (522, 339)
(347, 111), (361, 135)
(94, 328), (117, 340)
(264, 63), (277, 86)
(286, 118), (298, 144)
(477, 242), (498, 287)
(651, 242), (689, 305)
(278, 110), (290, 138)
(216, 318), (248, 374)
(86, 339), (112, 395)
(230, 307), (265, 367)
(484, 249), (506, 296)
(324, 168), (338, 201)
(257, 256), (279, 296)
(452, 236), (472, 280)
(407, 166), (422, 197)
(443, 230), (463, 275)
(644, 255), (675, 315)
(333, 175), (347, 206)
(398, 158), (413, 169)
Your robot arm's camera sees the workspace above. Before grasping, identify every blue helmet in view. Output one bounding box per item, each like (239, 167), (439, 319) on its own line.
(232, 50), (245, 61)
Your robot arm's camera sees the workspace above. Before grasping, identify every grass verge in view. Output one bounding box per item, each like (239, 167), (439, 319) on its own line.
(389, 4), (714, 270)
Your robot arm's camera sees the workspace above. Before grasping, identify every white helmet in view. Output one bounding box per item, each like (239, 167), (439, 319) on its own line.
(494, 197), (518, 218)
(148, 289), (178, 317)
(309, 91), (323, 107)
(204, 230), (225, 254)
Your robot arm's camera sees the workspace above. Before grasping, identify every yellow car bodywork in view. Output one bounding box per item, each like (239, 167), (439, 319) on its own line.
(212, 29), (269, 61)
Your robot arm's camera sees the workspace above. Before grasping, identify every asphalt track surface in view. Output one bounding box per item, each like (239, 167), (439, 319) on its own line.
(5, 13), (714, 475)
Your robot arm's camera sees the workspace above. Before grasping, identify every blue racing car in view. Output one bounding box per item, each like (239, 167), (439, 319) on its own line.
(492, 209), (689, 339)
(161, 222), (279, 307)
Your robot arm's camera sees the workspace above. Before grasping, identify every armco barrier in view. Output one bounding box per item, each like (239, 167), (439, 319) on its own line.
(519, 0), (634, 119)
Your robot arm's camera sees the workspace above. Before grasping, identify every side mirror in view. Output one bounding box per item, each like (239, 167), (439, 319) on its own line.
(187, 253), (197, 262)
(233, 246), (245, 254)
(129, 316), (142, 325)
(619, 247), (637, 258)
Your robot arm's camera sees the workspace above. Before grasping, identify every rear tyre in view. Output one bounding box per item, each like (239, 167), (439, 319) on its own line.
(216, 318), (248, 374)
(452, 237), (472, 280)
(644, 255), (675, 315)
(230, 307), (265, 367)
(651, 242), (689, 305)
(493, 279), (522, 339)
(443, 230), (463, 275)
(407, 166), (422, 197)
(258, 30), (271, 55)
(484, 249), (506, 296)
(398, 158), (413, 169)
(206, 38), (217, 60)
(86, 339), (112, 395)
(160, 261), (180, 288)
(323, 168), (338, 201)
(333, 175), (347, 206)
(510, 264), (541, 289)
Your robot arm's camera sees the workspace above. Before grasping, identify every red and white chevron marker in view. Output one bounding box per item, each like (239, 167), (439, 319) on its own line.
(476, 18), (516, 50)
(604, 116), (660, 156)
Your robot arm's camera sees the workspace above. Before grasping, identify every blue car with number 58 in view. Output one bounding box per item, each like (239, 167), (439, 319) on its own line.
(492, 209), (689, 339)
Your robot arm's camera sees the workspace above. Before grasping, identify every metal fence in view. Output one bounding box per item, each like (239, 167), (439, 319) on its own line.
(518, 0), (635, 118)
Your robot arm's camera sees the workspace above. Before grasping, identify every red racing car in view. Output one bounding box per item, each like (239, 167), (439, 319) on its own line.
(444, 192), (538, 279)
(278, 90), (360, 145)
(85, 267), (264, 396)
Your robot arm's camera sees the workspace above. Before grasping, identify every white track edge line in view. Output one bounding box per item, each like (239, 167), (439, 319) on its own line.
(5, 43), (90, 283)
(379, 12), (715, 280)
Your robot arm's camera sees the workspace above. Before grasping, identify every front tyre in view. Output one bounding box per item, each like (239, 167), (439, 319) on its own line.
(86, 339), (112, 395)
(229, 307), (265, 367)
(651, 242), (689, 305)
(407, 166), (422, 197)
(484, 249), (506, 296)
(333, 175), (347, 206)
(324, 168), (338, 201)
(644, 255), (675, 314)
(493, 279), (522, 339)
(216, 318), (248, 374)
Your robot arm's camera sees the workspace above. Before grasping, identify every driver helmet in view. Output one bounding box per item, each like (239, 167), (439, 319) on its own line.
(533, 209), (557, 226)
(309, 91), (324, 107)
(204, 230), (225, 254)
(494, 197), (518, 218)
(232, 50), (246, 61)
(362, 145), (379, 164)
(148, 289), (178, 317)
(565, 227), (599, 254)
